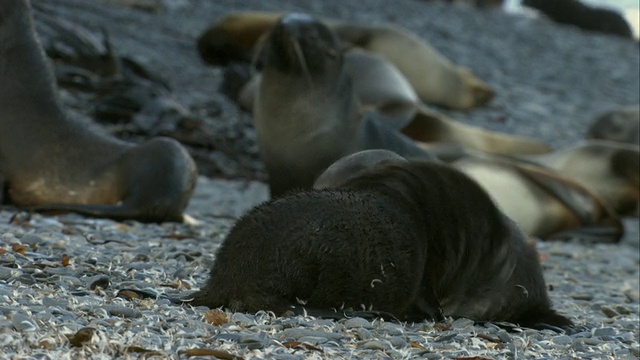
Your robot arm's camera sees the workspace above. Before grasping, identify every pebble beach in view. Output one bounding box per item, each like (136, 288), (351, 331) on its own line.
(1, 0), (639, 359)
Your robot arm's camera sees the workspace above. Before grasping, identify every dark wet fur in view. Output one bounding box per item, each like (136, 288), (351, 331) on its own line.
(189, 161), (572, 328)
(522, 0), (633, 38)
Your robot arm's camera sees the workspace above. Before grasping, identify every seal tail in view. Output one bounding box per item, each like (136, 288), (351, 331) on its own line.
(514, 164), (624, 243)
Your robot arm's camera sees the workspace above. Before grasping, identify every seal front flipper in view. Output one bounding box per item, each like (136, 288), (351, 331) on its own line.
(29, 137), (197, 223)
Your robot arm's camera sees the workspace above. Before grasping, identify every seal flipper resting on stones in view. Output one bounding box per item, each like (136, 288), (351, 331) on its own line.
(0, 0), (197, 223)
(188, 160), (572, 329)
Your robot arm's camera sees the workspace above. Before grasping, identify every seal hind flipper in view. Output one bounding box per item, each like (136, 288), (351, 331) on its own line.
(514, 164), (623, 242)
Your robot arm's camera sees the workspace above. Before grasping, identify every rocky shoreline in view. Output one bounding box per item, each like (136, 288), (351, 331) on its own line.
(0, 0), (638, 358)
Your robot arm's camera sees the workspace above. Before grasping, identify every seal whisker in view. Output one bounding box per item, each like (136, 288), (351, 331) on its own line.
(291, 37), (312, 86)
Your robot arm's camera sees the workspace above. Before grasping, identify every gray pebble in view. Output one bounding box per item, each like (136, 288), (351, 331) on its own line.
(343, 317), (372, 329)
(0, 266), (17, 281)
(231, 312), (256, 325)
(11, 313), (38, 332)
(101, 305), (142, 318)
(435, 332), (458, 342)
(379, 322), (404, 336)
(85, 275), (110, 290)
(593, 327), (617, 337)
(496, 330), (512, 343)
(360, 340), (391, 350)
(19, 234), (46, 246)
(353, 327), (373, 340)
(297, 336), (329, 345)
(387, 336), (409, 348)
(553, 335), (573, 345)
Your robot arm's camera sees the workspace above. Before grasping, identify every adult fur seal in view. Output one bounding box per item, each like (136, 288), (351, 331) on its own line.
(188, 160), (573, 329)
(0, 0), (197, 222)
(238, 48), (420, 127)
(197, 11), (494, 110)
(253, 13), (436, 197)
(586, 105), (639, 146)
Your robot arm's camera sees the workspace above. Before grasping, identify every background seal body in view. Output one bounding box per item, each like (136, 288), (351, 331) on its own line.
(0, 0), (197, 222)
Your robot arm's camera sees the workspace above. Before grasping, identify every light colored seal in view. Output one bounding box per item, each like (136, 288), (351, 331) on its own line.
(188, 160), (573, 329)
(401, 108), (552, 155)
(453, 154), (623, 241)
(524, 140), (640, 216)
(0, 0), (197, 222)
(197, 11), (495, 110)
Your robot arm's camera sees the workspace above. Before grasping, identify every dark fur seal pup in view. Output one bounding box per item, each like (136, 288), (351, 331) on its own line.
(197, 11), (495, 110)
(0, 0), (197, 222)
(586, 105), (640, 146)
(189, 160), (572, 328)
(522, 0), (633, 38)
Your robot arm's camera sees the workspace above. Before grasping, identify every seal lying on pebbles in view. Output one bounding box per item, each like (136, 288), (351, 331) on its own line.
(0, 0), (197, 222)
(453, 154), (623, 242)
(188, 159), (573, 329)
(197, 11), (494, 110)
(586, 105), (640, 146)
(523, 140), (640, 216)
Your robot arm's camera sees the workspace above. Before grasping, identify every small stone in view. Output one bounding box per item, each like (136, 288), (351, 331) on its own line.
(496, 330), (512, 343)
(379, 322), (404, 336)
(360, 340), (391, 350)
(593, 327), (616, 337)
(600, 306), (619, 318)
(451, 318), (475, 329)
(353, 327), (373, 340)
(343, 317), (372, 329)
(231, 312), (256, 325)
(435, 332), (458, 342)
(553, 335), (573, 345)
(571, 293), (594, 301)
(297, 336), (329, 345)
(19, 234), (46, 246)
(12, 313), (38, 332)
(0, 266), (17, 281)
(102, 305), (142, 318)
(85, 275), (110, 290)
